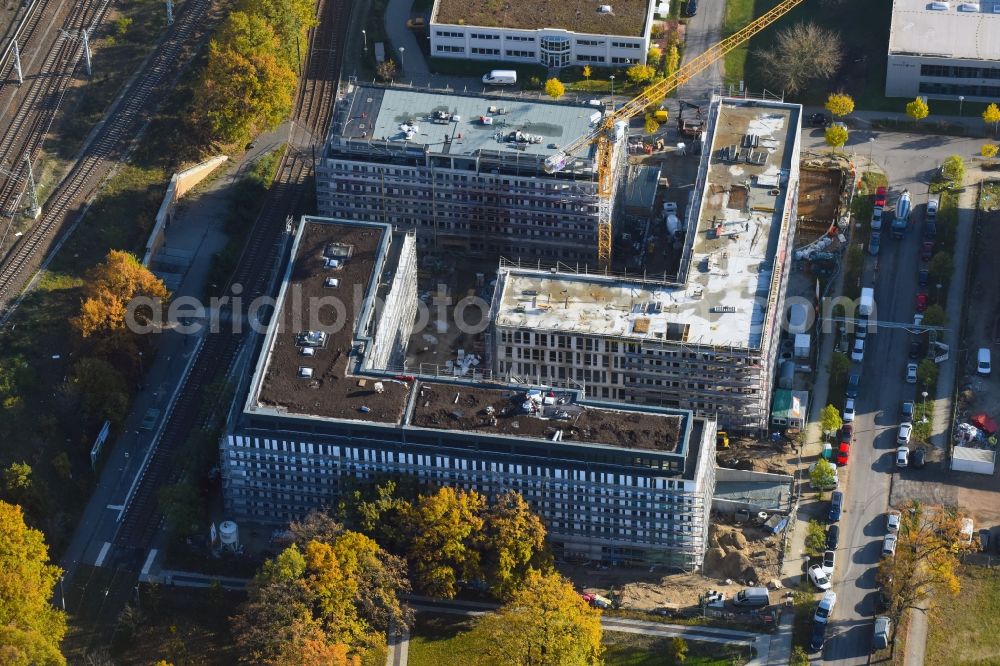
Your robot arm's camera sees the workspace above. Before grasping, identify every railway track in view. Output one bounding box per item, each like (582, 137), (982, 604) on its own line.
(0, 0), (213, 316)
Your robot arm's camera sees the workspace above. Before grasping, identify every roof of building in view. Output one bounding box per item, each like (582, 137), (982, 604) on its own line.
(250, 219), (412, 424)
(245, 217), (696, 458)
(889, 0), (1000, 61)
(331, 87), (600, 161)
(410, 382), (683, 452)
(771, 389), (809, 420)
(624, 164), (660, 212)
(432, 0), (652, 36)
(494, 98), (800, 349)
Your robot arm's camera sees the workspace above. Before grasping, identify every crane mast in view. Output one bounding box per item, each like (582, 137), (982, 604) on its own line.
(544, 0), (807, 269)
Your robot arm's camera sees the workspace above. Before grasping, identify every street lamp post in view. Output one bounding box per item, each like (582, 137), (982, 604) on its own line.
(922, 391), (929, 423)
(868, 137), (875, 170)
(959, 95), (965, 117)
(609, 74), (615, 99)
(361, 29), (367, 53)
(398, 46), (405, 70)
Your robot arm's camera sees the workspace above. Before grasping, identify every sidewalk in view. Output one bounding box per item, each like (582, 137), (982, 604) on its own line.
(803, 104), (994, 139)
(385, 0), (430, 82)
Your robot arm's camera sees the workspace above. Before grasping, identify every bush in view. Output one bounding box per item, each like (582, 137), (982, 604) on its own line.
(825, 124), (848, 150)
(805, 520), (827, 557)
(940, 154), (965, 188)
(917, 359), (939, 389)
(825, 93), (855, 117)
(544, 78), (565, 99)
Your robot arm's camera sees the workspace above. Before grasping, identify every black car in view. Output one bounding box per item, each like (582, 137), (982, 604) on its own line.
(683, 0), (698, 16)
(808, 112), (831, 128)
(909, 340), (922, 359)
(924, 221), (937, 240)
(810, 620), (827, 652)
(876, 588), (891, 613)
(980, 529), (991, 553)
(918, 268), (929, 287)
(911, 447), (926, 468)
(901, 401), (914, 422)
(846, 373), (861, 399)
(826, 524), (840, 550)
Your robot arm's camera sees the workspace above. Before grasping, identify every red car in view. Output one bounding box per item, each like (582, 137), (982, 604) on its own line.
(836, 442), (850, 466)
(874, 186), (888, 207)
(915, 292), (928, 312)
(920, 240), (934, 261)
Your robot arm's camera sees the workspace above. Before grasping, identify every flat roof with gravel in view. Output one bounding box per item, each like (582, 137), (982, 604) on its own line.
(432, 0), (653, 36)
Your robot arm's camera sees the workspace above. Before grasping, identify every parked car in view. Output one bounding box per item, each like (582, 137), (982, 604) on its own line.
(836, 442), (850, 466)
(920, 240), (934, 261)
(926, 196), (939, 221)
(873, 616), (892, 651)
(906, 362), (918, 384)
(405, 17), (425, 28)
(815, 590), (837, 624)
(897, 423), (912, 445)
(915, 293), (928, 312)
(846, 373), (861, 399)
(876, 588), (891, 613)
(822, 549), (836, 576)
(913, 312), (924, 327)
(843, 398), (856, 423)
(918, 268), (929, 287)
(900, 401), (914, 422)
(875, 186), (888, 207)
(852, 338), (865, 363)
(810, 619), (827, 652)
(911, 447), (926, 469)
(682, 0), (698, 16)
(808, 112), (831, 128)
(978, 348), (992, 376)
(829, 490), (843, 521)
(887, 510), (902, 533)
(840, 423), (854, 442)
(869, 231), (882, 256)
(882, 534), (898, 557)
(826, 524), (840, 549)
(980, 529), (992, 553)
(924, 221), (937, 240)
(808, 564), (833, 590)
(908, 339), (922, 359)
(896, 446), (909, 467)
(871, 207), (883, 230)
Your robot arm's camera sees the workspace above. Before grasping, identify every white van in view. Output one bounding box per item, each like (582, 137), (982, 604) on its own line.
(977, 348), (991, 376)
(482, 69), (517, 85)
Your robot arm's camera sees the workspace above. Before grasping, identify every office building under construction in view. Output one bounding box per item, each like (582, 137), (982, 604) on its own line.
(222, 216), (716, 569)
(488, 97), (803, 432)
(316, 85), (626, 265)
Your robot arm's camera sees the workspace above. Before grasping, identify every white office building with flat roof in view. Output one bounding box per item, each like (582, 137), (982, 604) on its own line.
(429, 0), (656, 68)
(885, 0), (1000, 100)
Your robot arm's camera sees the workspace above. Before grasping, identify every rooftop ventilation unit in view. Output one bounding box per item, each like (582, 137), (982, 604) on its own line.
(298, 367), (314, 378)
(928, 1), (950, 9)
(598, 4), (613, 12)
(958, 2), (980, 9)
(994, 3), (1000, 12)
(324, 277), (340, 288)
(300, 347), (315, 357)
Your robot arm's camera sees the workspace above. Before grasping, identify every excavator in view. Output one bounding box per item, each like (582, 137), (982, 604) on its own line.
(542, 0), (809, 269)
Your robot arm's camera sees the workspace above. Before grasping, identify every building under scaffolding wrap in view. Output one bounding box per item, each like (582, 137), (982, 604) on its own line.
(488, 96), (803, 432)
(222, 216), (716, 569)
(316, 85), (626, 266)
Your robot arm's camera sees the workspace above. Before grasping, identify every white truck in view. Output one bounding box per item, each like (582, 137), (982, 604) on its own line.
(482, 69), (517, 85)
(859, 287), (874, 317)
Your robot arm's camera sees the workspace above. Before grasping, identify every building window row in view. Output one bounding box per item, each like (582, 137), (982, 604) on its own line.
(435, 30), (463, 38)
(507, 35), (535, 42)
(577, 54), (605, 63)
(611, 41), (641, 49)
(470, 32), (500, 40)
(918, 82), (1000, 97)
(920, 64), (1000, 80)
(611, 56), (635, 64)
(436, 45), (464, 54)
(472, 47), (501, 56)
(577, 38), (605, 46)
(505, 49), (535, 58)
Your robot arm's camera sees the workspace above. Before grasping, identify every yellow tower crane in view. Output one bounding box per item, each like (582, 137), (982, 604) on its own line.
(543, 0), (808, 269)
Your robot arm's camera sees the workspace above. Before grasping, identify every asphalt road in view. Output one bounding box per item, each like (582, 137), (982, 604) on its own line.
(797, 126), (981, 663)
(678, 0), (725, 103)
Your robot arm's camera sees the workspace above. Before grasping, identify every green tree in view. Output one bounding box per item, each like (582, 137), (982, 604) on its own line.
(820, 404), (843, 437)
(810, 459), (836, 490)
(196, 11), (297, 144)
(0, 501), (67, 665)
(922, 303), (947, 326)
(906, 97), (929, 123)
(467, 570), (603, 666)
(626, 63), (656, 84)
(982, 144), (999, 158)
(69, 357), (130, 428)
(830, 352), (850, 383)
(928, 251), (953, 284)
(482, 490), (549, 600)
(982, 102), (1000, 136)
(375, 59), (397, 82)
(239, 0), (317, 69)
(825, 92), (855, 117)
(940, 154), (965, 187)
(917, 359), (939, 389)
(665, 45), (680, 78)
(647, 46), (663, 68)
(805, 520), (828, 557)
(114, 16), (133, 39)
(667, 636), (688, 663)
(644, 115), (660, 134)
(791, 645), (810, 666)
(158, 480), (203, 540)
(407, 487), (486, 598)
(824, 124), (848, 151)
(544, 78), (565, 99)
